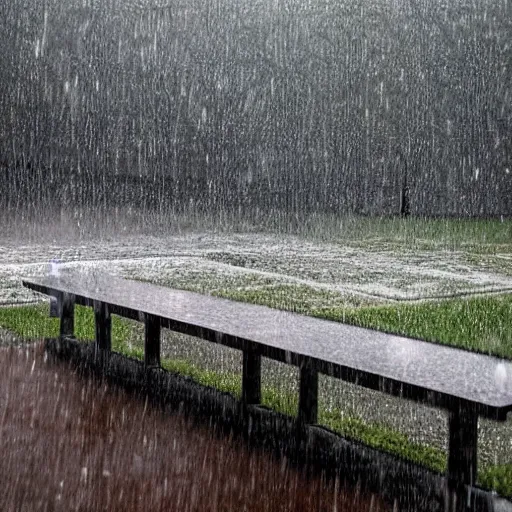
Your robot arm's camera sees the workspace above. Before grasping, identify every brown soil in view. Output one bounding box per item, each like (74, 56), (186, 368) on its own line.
(0, 343), (389, 512)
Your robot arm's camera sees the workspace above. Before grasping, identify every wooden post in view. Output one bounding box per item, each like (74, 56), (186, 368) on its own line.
(298, 361), (318, 425)
(59, 292), (75, 339)
(447, 404), (478, 511)
(144, 314), (161, 369)
(94, 301), (111, 365)
(242, 348), (261, 405)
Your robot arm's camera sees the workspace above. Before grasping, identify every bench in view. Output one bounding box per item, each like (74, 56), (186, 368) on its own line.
(23, 271), (512, 506)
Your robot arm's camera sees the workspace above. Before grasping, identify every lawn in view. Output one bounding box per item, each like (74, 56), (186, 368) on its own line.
(271, 214), (512, 253)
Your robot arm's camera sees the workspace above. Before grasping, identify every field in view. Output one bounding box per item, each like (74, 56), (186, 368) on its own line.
(1, 214), (511, 496)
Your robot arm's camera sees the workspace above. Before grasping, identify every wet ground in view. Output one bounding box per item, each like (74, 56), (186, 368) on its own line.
(1, 213), (512, 307)
(0, 343), (390, 512)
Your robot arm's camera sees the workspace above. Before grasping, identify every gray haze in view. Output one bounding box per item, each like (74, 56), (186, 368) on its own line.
(0, 0), (511, 218)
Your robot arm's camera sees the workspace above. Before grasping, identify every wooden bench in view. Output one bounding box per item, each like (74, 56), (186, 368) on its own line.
(23, 271), (512, 505)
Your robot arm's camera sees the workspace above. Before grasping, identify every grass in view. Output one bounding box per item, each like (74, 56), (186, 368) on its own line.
(0, 303), (132, 351)
(345, 217), (512, 253)
(213, 287), (512, 360)
(3, 210), (510, 257)
(283, 214), (512, 253)
(204, 211), (512, 253)
(320, 409), (446, 473)
(465, 253), (512, 278)
(214, 284), (375, 314)
(479, 465), (512, 498)
(1, 299), (512, 496)
(320, 294), (512, 360)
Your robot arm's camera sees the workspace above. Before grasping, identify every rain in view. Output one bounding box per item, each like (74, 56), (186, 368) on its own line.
(1, 0), (511, 223)
(0, 0), (511, 510)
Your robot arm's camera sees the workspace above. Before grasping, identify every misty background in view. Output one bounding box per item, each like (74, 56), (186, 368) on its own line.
(1, 0), (511, 220)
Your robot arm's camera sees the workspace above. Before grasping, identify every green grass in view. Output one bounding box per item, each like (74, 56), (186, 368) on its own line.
(319, 294), (512, 360)
(341, 217), (512, 253)
(125, 210), (512, 248)
(244, 212), (512, 253)
(0, 303), (132, 349)
(214, 284), (375, 314)
(1, 299), (512, 496)
(320, 409), (446, 473)
(162, 358), (242, 397)
(479, 464), (512, 498)
(212, 288), (512, 360)
(77, 210), (511, 253)
(283, 214), (512, 253)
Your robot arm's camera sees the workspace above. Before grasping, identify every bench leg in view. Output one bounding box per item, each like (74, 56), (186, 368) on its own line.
(298, 362), (318, 425)
(447, 405), (478, 511)
(242, 349), (261, 405)
(94, 301), (111, 365)
(144, 314), (161, 369)
(59, 292), (75, 339)
(49, 292), (60, 318)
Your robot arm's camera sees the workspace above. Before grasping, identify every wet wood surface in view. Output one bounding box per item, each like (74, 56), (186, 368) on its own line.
(23, 272), (512, 419)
